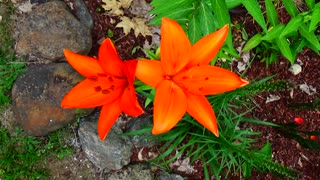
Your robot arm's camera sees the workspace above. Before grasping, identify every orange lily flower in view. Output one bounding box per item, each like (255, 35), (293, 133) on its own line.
(135, 18), (249, 136)
(61, 38), (143, 140)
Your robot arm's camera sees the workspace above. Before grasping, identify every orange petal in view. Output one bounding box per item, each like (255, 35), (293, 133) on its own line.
(120, 86), (144, 117)
(184, 25), (229, 67)
(186, 93), (218, 137)
(98, 100), (122, 140)
(123, 60), (138, 84)
(61, 78), (124, 108)
(174, 65), (249, 95)
(64, 49), (104, 77)
(98, 38), (124, 77)
(152, 80), (187, 134)
(135, 60), (164, 88)
(160, 18), (191, 75)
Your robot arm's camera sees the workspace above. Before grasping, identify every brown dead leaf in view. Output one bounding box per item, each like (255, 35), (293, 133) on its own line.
(101, 0), (132, 16)
(116, 16), (152, 37)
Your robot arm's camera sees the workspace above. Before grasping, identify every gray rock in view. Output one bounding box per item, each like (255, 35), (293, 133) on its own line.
(78, 116), (133, 171)
(106, 164), (153, 180)
(74, 0), (94, 29)
(158, 174), (184, 180)
(127, 116), (159, 148)
(13, 0), (92, 62)
(11, 63), (92, 136)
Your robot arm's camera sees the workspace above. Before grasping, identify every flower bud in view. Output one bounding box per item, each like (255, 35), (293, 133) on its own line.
(294, 117), (304, 125)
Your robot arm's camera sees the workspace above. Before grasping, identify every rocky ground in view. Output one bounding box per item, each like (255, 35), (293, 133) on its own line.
(1, 0), (319, 179)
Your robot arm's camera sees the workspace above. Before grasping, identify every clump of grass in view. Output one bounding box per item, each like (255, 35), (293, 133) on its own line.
(134, 76), (298, 179)
(0, 1), (25, 105)
(0, 127), (74, 179)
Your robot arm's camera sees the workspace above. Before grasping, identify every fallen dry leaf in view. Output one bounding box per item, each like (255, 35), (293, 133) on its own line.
(101, 0), (132, 16)
(116, 16), (152, 37)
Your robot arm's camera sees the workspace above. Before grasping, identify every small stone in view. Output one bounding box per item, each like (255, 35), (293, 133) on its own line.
(12, 63), (92, 136)
(288, 64), (302, 75)
(158, 174), (184, 180)
(265, 94), (281, 103)
(13, 0), (92, 62)
(127, 116), (159, 147)
(78, 114), (133, 171)
(106, 164), (153, 180)
(299, 83), (317, 96)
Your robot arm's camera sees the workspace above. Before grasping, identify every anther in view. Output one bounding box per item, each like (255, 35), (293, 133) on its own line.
(97, 73), (108, 77)
(88, 76), (98, 81)
(94, 86), (102, 92)
(102, 89), (110, 94)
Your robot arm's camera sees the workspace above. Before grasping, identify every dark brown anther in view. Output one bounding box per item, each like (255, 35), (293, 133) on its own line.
(102, 89), (110, 94)
(204, 77), (209, 80)
(94, 86), (102, 92)
(109, 85), (115, 90)
(88, 76), (98, 81)
(108, 76), (113, 82)
(97, 73), (108, 77)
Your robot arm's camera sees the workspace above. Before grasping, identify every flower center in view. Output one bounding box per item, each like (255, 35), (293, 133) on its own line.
(90, 73), (127, 95)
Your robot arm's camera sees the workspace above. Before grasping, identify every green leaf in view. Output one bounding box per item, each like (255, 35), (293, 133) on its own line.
(280, 15), (303, 37)
(282, 0), (299, 17)
(225, 0), (242, 9)
(242, 33), (262, 52)
(211, 0), (234, 49)
(299, 24), (320, 50)
(265, 0), (279, 26)
(198, 1), (216, 37)
(305, 0), (315, 9)
(276, 38), (294, 64)
(242, 0), (267, 32)
(188, 12), (202, 44)
(150, 0), (194, 25)
(309, 6), (320, 32)
(259, 141), (272, 158)
(261, 24), (285, 41)
(242, 162), (252, 178)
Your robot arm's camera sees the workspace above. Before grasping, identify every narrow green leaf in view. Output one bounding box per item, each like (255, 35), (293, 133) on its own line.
(242, 0), (267, 32)
(282, 0), (299, 17)
(299, 24), (320, 50)
(265, 0), (279, 26)
(309, 6), (320, 32)
(261, 24), (285, 41)
(276, 38), (294, 64)
(259, 141), (272, 158)
(305, 0), (315, 9)
(242, 33), (262, 52)
(225, 0), (242, 9)
(280, 15), (303, 37)
(243, 162), (253, 178)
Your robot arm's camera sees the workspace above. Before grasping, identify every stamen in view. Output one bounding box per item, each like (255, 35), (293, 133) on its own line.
(109, 85), (115, 91)
(97, 73), (108, 77)
(88, 76), (98, 81)
(94, 86), (102, 92)
(204, 77), (209, 80)
(108, 76), (113, 82)
(102, 89), (110, 94)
